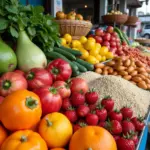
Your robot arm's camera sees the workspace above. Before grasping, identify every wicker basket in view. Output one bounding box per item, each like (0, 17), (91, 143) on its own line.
(102, 14), (128, 24)
(125, 16), (138, 26)
(55, 20), (92, 39)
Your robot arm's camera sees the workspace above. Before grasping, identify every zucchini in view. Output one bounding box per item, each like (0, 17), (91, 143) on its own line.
(53, 47), (76, 61)
(121, 31), (130, 45)
(45, 51), (79, 74)
(76, 58), (94, 71)
(72, 61), (87, 72)
(59, 46), (82, 56)
(114, 27), (124, 43)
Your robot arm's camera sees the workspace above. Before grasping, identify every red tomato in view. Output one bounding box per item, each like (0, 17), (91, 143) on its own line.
(53, 81), (71, 99)
(70, 78), (89, 94)
(111, 32), (118, 38)
(103, 33), (111, 41)
(34, 86), (62, 115)
(0, 96), (4, 104)
(26, 68), (53, 90)
(95, 28), (104, 36)
(110, 36), (116, 42)
(102, 41), (110, 47)
(106, 26), (114, 33)
(14, 70), (25, 76)
(116, 37), (120, 43)
(47, 58), (72, 81)
(110, 41), (116, 48)
(94, 36), (103, 44)
(0, 72), (27, 96)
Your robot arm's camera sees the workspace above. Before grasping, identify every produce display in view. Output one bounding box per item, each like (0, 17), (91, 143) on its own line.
(106, 10), (123, 15)
(0, 1), (150, 150)
(95, 56), (150, 89)
(56, 11), (84, 20)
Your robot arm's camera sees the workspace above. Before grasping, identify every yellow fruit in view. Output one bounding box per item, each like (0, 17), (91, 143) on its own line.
(95, 43), (101, 50)
(60, 38), (66, 46)
(96, 55), (102, 61)
(79, 36), (87, 44)
(89, 48), (99, 56)
(99, 46), (109, 56)
(63, 34), (72, 43)
(86, 55), (98, 64)
(72, 40), (82, 48)
(101, 56), (106, 62)
(88, 37), (96, 43)
(84, 40), (95, 51)
(80, 49), (89, 59)
(106, 52), (114, 59)
(63, 44), (70, 48)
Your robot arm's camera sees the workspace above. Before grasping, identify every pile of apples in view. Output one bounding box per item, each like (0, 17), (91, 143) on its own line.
(90, 26), (125, 56)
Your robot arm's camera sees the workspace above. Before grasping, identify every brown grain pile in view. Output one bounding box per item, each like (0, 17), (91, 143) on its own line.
(79, 72), (150, 117)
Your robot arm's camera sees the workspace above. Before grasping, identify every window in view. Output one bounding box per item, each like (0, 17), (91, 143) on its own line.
(145, 25), (150, 29)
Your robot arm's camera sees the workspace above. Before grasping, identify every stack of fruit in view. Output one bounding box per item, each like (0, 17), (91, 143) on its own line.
(56, 11), (84, 21)
(106, 10), (123, 15)
(61, 33), (114, 64)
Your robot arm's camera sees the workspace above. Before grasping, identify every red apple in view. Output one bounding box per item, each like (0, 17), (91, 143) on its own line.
(110, 36), (116, 42)
(106, 26), (114, 33)
(103, 33), (111, 41)
(111, 32), (118, 38)
(102, 41), (110, 47)
(110, 47), (117, 54)
(122, 41), (127, 46)
(116, 37), (120, 43)
(95, 36), (103, 44)
(110, 41), (116, 48)
(95, 28), (103, 36)
(116, 42), (121, 48)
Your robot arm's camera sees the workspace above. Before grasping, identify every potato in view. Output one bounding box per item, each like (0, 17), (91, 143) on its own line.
(123, 75), (132, 80)
(130, 81), (137, 85)
(135, 61), (145, 67)
(137, 81), (147, 90)
(124, 59), (131, 67)
(136, 74), (146, 80)
(94, 63), (105, 69)
(144, 78), (150, 84)
(112, 71), (118, 75)
(127, 66), (135, 73)
(137, 67), (146, 73)
(146, 84), (150, 89)
(119, 71), (128, 76)
(106, 61), (115, 66)
(132, 76), (142, 83)
(95, 68), (102, 74)
(130, 70), (138, 77)
(102, 70), (108, 75)
(103, 66), (110, 71)
(115, 66), (126, 71)
(141, 72), (149, 77)
(146, 68), (150, 73)
(108, 67), (114, 74)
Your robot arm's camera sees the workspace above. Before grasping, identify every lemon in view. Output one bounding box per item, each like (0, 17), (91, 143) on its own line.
(84, 40), (95, 51)
(89, 48), (99, 56)
(99, 46), (109, 56)
(96, 55), (102, 61)
(86, 55), (98, 64)
(63, 34), (72, 43)
(79, 36), (87, 44)
(72, 40), (82, 48)
(88, 37), (96, 43)
(60, 38), (66, 46)
(63, 44), (70, 48)
(80, 49), (89, 59)
(106, 52), (114, 59)
(101, 56), (106, 62)
(95, 43), (101, 50)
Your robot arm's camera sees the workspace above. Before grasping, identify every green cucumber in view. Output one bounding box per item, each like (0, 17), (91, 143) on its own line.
(45, 51), (79, 74)
(121, 31), (130, 45)
(76, 58), (94, 71)
(59, 46), (82, 56)
(114, 27), (124, 43)
(72, 61), (87, 72)
(72, 70), (81, 77)
(53, 47), (76, 61)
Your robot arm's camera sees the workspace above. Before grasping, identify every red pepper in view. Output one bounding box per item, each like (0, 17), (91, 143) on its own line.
(47, 58), (72, 81)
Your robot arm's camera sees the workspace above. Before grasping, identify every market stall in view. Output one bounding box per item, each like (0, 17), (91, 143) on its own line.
(0, 0), (150, 150)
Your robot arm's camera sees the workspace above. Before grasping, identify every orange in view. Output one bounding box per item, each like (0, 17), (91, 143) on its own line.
(51, 148), (66, 150)
(38, 112), (73, 148)
(69, 126), (117, 150)
(0, 125), (7, 148)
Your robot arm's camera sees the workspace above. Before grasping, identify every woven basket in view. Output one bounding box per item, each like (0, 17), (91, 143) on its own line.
(55, 20), (92, 39)
(125, 16), (138, 26)
(102, 14), (128, 24)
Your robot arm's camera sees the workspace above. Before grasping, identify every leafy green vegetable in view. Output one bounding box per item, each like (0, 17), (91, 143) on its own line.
(0, 0), (60, 52)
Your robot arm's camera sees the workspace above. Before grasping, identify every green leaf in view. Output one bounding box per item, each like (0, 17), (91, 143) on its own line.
(5, 5), (18, 14)
(32, 6), (44, 15)
(46, 20), (52, 25)
(0, 18), (9, 30)
(27, 27), (36, 36)
(10, 26), (18, 38)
